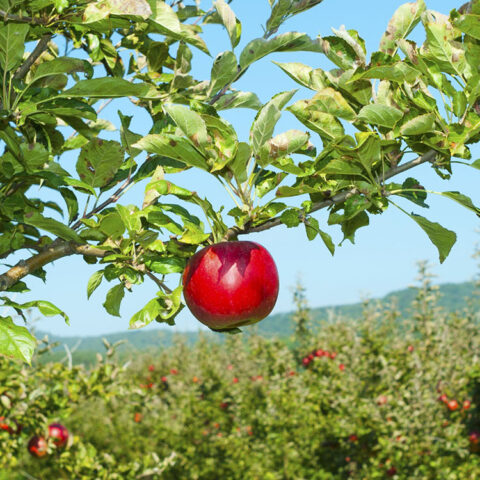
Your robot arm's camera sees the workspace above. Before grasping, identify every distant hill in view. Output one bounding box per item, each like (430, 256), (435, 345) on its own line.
(36, 280), (477, 364)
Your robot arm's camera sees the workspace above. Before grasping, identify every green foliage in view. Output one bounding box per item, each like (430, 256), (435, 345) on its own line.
(1, 0), (480, 361)
(1, 277), (480, 477)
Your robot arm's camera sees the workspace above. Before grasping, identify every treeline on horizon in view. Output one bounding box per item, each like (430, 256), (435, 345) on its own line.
(34, 278), (478, 367)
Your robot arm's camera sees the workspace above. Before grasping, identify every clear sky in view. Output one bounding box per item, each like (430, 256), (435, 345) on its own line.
(7, 0), (480, 337)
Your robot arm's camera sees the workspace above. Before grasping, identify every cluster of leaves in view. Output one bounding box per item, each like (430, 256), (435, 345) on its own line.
(2, 274), (480, 478)
(1, 0), (480, 362)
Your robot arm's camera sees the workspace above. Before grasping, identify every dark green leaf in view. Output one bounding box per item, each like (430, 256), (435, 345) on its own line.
(407, 213), (456, 263)
(23, 212), (83, 242)
(76, 139), (125, 188)
(0, 23), (29, 72)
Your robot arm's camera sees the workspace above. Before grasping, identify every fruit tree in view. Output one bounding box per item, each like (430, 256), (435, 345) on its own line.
(1, 0), (480, 362)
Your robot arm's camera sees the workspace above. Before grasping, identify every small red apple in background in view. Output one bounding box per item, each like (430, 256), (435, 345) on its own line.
(377, 395), (388, 406)
(0, 416), (14, 434)
(182, 241), (279, 331)
(463, 400), (471, 410)
(386, 466), (397, 477)
(469, 431), (480, 444)
(48, 423), (69, 448)
(438, 394), (448, 403)
(28, 435), (48, 458)
(447, 399), (459, 411)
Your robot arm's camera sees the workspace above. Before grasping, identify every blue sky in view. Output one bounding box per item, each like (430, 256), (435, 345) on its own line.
(8, 0), (480, 337)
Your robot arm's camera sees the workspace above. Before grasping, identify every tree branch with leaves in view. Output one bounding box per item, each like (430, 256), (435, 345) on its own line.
(1, 0), (480, 362)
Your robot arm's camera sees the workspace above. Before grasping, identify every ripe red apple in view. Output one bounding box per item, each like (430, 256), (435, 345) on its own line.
(469, 431), (480, 444)
(28, 435), (48, 458)
(48, 423), (69, 448)
(463, 400), (471, 410)
(182, 241), (279, 331)
(447, 399), (459, 411)
(438, 394), (448, 403)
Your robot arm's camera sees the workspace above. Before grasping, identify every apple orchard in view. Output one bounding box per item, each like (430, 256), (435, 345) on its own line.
(2, 0), (480, 477)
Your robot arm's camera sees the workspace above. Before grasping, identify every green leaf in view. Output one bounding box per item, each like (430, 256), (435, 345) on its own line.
(379, 0), (426, 55)
(83, 0), (152, 23)
(304, 217), (335, 255)
(229, 142), (251, 182)
(203, 114), (238, 171)
(213, 91), (262, 110)
(87, 270), (104, 299)
(250, 90), (297, 154)
(214, 0), (241, 48)
(393, 177), (428, 208)
(59, 78), (156, 99)
(144, 256), (185, 274)
(399, 113), (436, 136)
(440, 191), (480, 215)
(149, 1), (209, 54)
(421, 15), (468, 78)
(255, 170), (287, 198)
(354, 62), (420, 84)
(239, 32), (323, 69)
(1, 297), (70, 324)
(133, 134), (208, 170)
(163, 104), (209, 150)
(59, 188), (79, 224)
(0, 317), (35, 364)
(357, 104), (403, 128)
(454, 13), (480, 40)
(117, 204), (142, 234)
(288, 101), (344, 140)
(0, 23), (29, 72)
(208, 51), (238, 97)
(273, 61), (328, 91)
(341, 211), (369, 244)
(129, 298), (160, 329)
(118, 111), (143, 158)
(30, 57), (91, 85)
(103, 283), (125, 317)
(280, 208), (301, 228)
(318, 35), (357, 70)
(23, 212), (83, 242)
(76, 139), (125, 188)
(304, 88), (356, 120)
(407, 213), (456, 263)
(257, 130), (309, 167)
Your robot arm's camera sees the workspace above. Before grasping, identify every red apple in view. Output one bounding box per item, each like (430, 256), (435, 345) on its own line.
(447, 399), (459, 411)
(469, 431), (480, 444)
(28, 435), (48, 458)
(182, 241), (279, 331)
(463, 400), (471, 410)
(48, 423), (69, 448)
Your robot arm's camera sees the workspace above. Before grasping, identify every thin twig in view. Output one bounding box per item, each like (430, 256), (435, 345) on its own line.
(227, 150), (438, 238)
(145, 271), (173, 294)
(71, 171), (138, 230)
(0, 10), (47, 25)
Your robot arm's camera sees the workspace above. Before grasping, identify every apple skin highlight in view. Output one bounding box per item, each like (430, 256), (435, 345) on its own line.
(182, 241), (279, 331)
